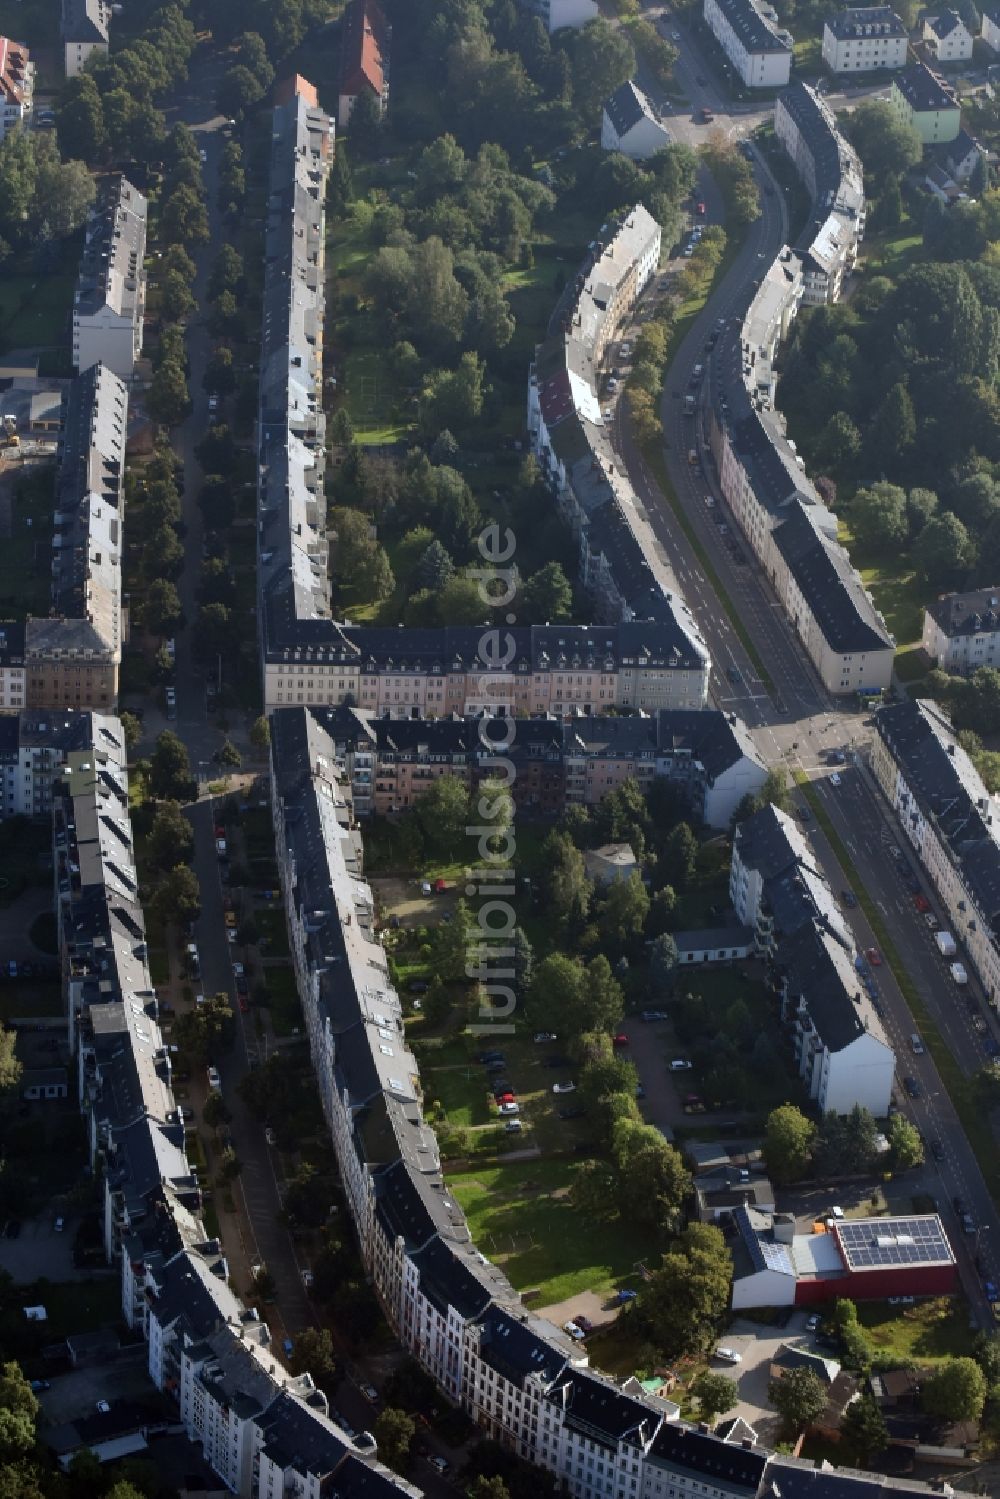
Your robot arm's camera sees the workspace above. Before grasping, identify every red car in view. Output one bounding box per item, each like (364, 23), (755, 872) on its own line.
(612, 1033), (629, 1048)
(696, 200), (706, 215)
(238, 994), (249, 1013)
(434, 878), (448, 893)
(866, 946), (883, 967)
(495, 1093), (516, 1107)
(913, 894), (930, 912)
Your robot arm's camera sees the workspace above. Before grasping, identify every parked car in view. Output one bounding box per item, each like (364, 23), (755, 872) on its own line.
(902, 1075), (920, 1098)
(207, 1065), (221, 1091)
(563, 1321), (585, 1341)
(552, 1081), (576, 1094)
(670, 1058), (692, 1071)
(428, 1456), (450, 1475)
(533, 1032), (557, 1043)
(499, 1102), (520, 1116)
(841, 890), (857, 908)
(866, 947), (882, 966)
(715, 1347), (742, 1364)
(359, 1384), (379, 1404)
(640, 1010), (668, 1022)
(505, 1120), (522, 1133)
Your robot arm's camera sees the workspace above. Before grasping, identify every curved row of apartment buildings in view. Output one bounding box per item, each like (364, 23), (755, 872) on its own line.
(709, 81), (894, 698)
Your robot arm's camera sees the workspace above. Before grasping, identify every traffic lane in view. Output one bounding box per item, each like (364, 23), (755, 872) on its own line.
(801, 780), (998, 1316)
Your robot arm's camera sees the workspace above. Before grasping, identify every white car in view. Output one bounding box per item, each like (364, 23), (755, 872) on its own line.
(227, 928), (237, 944)
(499, 1101), (520, 1116)
(552, 1082), (576, 1094)
(207, 1065), (221, 1090)
(232, 961), (244, 977)
(806, 1314), (820, 1332)
(216, 837), (227, 856)
(301, 1268), (314, 1289)
(715, 1346), (742, 1364)
(830, 772), (842, 786)
(563, 1320), (586, 1341)
(264, 1126), (276, 1146)
(670, 1058), (693, 1071)
(533, 1032), (557, 1043)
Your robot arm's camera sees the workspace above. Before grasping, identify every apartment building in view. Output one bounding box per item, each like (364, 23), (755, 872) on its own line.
(890, 62), (961, 142)
(60, 0), (109, 77)
(921, 586), (1000, 673)
(984, 6), (1000, 51)
(602, 81), (672, 159)
(525, 205), (709, 687)
(775, 81), (866, 305)
(520, 0), (599, 29)
(0, 621), (26, 713)
(0, 36), (33, 137)
(702, 0), (792, 87)
(307, 703), (766, 827)
(73, 176), (148, 380)
(25, 363), (127, 711)
(731, 804), (893, 1114)
(0, 709), (98, 818)
(871, 698), (1000, 1005)
(338, 0), (389, 128)
(923, 9), (974, 60)
(821, 7), (908, 72)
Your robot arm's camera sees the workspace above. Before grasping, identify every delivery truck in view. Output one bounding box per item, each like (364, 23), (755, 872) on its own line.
(935, 930), (957, 956)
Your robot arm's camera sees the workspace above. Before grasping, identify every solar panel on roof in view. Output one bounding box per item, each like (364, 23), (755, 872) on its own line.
(837, 1216), (952, 1269)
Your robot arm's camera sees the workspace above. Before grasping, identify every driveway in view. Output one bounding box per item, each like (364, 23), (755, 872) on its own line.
(0, 1213), (105, 1284)
(714, 1311), (813, 1442)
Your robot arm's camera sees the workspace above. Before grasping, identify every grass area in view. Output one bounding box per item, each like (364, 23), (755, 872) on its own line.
(446, 1158), (659, 1306)
(793, 35), (821, 70)
(0, 465), (56, 617)
(857, 1296), (976, 1366)
(0, 982), (62, 1021)
(255, 906), (290, 957)
(20, 1277), (123, 1338)
(795, 771), (1000, 1207)
(341, 347), (409, 446)
(858, 216), (922, 279)
(263, 963), (302, 1037)
(0, 819), (51, 906)
(838, 514), (924, 661)
(0, 272), (76, 352)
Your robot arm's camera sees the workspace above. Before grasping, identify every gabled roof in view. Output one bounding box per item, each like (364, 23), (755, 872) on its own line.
(0, 37), (30, 105)
(61, 0), (108, 45)
(604, 80), (659, 138)
(925, 8), (966, 37)
(340, 0), (388, 100)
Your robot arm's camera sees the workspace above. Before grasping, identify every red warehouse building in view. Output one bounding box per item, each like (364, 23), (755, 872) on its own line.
(731, 1208), (958, 1309)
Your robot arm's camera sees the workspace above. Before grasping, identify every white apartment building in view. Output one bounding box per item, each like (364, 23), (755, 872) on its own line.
(703, 0), (792, 87)
(775, 82), (865, 306)
(60, 0), (108, 77)
(923, 8), (974, 60)
(0, 37), (33, 137)
(0, 622), (26, 715)
(984, 6), (1000, 52)
(922, 586), (1000, 673)
(73, 176), (148, 380)
(821, 6), (908, 72)
(871, 699), (1000, 1006)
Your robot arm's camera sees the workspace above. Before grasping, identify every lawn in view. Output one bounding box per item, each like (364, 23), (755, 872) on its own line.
(0, 981), (62, 1021)
(340, 347), (409, 447)
(255, 906), (290, 958)
(0, 819), (52, 906)
(838, 515), (924, 654)
(14, 1277), (124, 1339)
(0, 465), (56, 617)
(857, 1297), (976, 1366)
(263, 963), (302, 1037)
(446, 1158), (660, 1306)
(0, 272), (76, 352)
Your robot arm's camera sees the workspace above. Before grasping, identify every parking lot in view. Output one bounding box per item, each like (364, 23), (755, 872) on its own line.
(714, 1309), (815, 1443)
(0, 1211), (93, 1284)
(34, 1346), (157, 1427)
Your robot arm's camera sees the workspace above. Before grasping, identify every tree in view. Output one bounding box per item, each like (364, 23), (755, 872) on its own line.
(290, 1326), (337, 1394)
(921, 1358), (986, 1423)
(148, 800), (194, 871)
(913, 511), (974, 590)
(143, 576), (184, 636)
(411, 774), (470, 858)
(330, 408), (355, 447)
(691, 1371), (738, 1425)
(415, 539), (455, 592)
(520, 561), (572, 623)
(148, 358), (190, 427)
(865, 383), (916, 470)
(528, 953), (583, 1033)
(284, 1163), (329, 1228)
(152, 864), (201, 927)
(216, 739), (242, 770)
(649, 933), (679, 995)
(160, 267), (196, 322)
(372, 1407), (414, 1470)
(567, 18), (635, 118)
(641, 1223), (732, 1356)
(120, 712), (142, 752)
(845, 100), (921, 187)
(469, 1478), (511, 1499)
(0, 1021), (21, 1096)
(217, 63), (265, 120)
(236, 30), (275, 89)
(193, 602), (238, 667)
(769, 1368), (828, 1435)
(160, 181), (209, 246)
(598, 872), (649, 950)
(204, 345), (236, 396)
(817, 411), (861, 471)
(646, 885), (677, 938)
(208, 244), (244, 301)
(198, 475), (236, 533)
(765, 1104), (815, 1184)
(612, 1119), (691, 1230)
(144, 523), (184, 580)
(150, 730), (194, 800)
(851, 483), (908, 553)
(202, 1091), (231, 1131)
(250, 716), (270, 752)
(544, 830), (592, 929)
(436, 899), (473, 982)
(887, 1113), (924, 1171)
(347, 88), (382, 159)
(662, 822), (697, 890)
(57, 74), (105, 163)
(840, 1393), (888, 1464)
(0, 1362), (38, 1460)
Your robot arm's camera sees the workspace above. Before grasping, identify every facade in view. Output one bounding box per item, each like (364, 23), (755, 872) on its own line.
(60, 0), (109, 76)
(25, 363), (128, 711)
(821, 7), (908, 72)
(72, 176), (148, 381)
(0, 621), (26, 714)
(0, 710), (98, 818)
(521, 0), (600, 28)
(338, 0), (389, 128)
(731, 804), (893, 1115)
(0, 36), (33, 137)
(526, 204), (709, 696)
(871, 698), (1000, 1005)
(984, 6), (1000, 51)
(601, 81), (672, 159)
(890, 62), (961, 143)
(921, 586), (1000, 673)
(315, 704), (767, 829)
(922, 9), (974, 60)
(702, 0), (792, 87)
(774, 83), (866, 307)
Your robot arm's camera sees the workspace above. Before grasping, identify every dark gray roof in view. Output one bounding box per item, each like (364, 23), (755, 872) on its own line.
(925, 585), (1000, 639)
(894, 62), (959, 112)
(772, 506), (891, 654)
(604, 80), (654, 137)
(550, 1369), (660, 1448)
(61, 0), (108, 44)
(478, 1304), (568, 1386)
(650, 1423), (766, 1489)
(759, 1457), (952, 1497)
(776, 919), (880, 1052)
(0, 620), (25, 665)
(825, 6), (906, 38)
(926, 8), (964, 36)
(710, 0), (792, 54)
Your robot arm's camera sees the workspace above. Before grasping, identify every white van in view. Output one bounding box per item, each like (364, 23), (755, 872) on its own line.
(910, 1034), (925, 1055)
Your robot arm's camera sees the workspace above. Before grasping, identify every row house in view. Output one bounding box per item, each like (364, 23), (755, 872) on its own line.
(72, 176), (148, 381)
(871, 698), (1000, 1005)
(821, 6), (907, 71)
(702, 0), (792, 87)
(921, 585), (1000, 674)
(775, 82), (865, 306)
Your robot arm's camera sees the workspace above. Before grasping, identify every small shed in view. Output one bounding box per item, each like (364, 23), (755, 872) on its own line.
(584, 843), (638, 885)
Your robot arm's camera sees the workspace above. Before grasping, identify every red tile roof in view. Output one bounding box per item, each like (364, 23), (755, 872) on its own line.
(274, 73), (319, 109)
(340, 0), (388, 101)
(0, 37), (30, 106)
